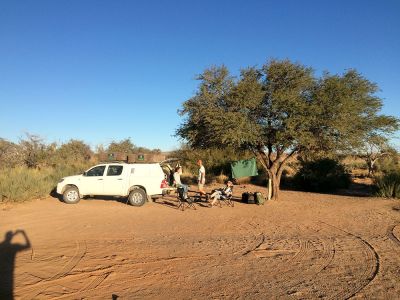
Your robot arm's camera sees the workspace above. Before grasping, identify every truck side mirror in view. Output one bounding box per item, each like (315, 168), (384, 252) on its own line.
(83, 171), (87, 176)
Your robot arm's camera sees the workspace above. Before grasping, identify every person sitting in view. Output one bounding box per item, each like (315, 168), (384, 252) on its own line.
(210, 181), (233, 206)
(173, 166), (189, 198)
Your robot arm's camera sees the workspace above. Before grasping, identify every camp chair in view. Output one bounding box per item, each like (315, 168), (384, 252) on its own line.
(177, 186), (196, 211)
(210, 186), (234, 208)
(216, 186), (234, 207)
(193, 193), (209, 203)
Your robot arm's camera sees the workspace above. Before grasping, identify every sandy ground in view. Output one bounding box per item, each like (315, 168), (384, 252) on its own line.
(1, 184), (400, 300)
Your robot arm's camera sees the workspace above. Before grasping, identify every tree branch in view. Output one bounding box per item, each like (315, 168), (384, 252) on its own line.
(253, 148), (270, 172)
(267, 143), (273, 167)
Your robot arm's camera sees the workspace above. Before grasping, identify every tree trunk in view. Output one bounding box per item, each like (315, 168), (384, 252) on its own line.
(267, 169), (281, 201)
(370, 159), (376, 176)
(367, 159), (373, 177)
(271, 173), (280, 200)
(267, 178), (272, 200)
(367, 159), (377, 177)
(255, 148), (296, 201)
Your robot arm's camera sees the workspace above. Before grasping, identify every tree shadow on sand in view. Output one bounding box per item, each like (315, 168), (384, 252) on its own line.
(280, 181), (374, 198)
(0, 230), (31, 300)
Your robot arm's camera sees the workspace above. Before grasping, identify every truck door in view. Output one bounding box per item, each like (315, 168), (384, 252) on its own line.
(103, 165), (125, 196)
(80, 165), (106, 195)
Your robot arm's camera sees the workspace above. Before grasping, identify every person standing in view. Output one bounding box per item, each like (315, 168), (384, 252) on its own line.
(197, 160), (207, 200)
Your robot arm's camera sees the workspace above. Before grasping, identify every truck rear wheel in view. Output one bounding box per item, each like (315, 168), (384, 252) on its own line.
(63, 186), (80, 204)
(128, 188), (146, 206)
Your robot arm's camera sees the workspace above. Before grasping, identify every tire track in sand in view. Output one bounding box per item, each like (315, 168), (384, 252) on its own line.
(387, 224), (400, 247)
(263, 224), (335, 297)
(242, 221), (378, 299)
(319, 222), (380, 300)
(52, 271), (113, 299)
(19, 240), (87, 300)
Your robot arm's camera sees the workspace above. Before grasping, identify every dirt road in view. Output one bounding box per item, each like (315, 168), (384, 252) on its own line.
(1, 185), (400, 299)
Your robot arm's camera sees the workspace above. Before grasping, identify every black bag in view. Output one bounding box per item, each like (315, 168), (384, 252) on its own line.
(177, 186), (188, 200)
(242, 192), (256, 204)
(242, 192), (249, 202)
(247, 193), (256, 204)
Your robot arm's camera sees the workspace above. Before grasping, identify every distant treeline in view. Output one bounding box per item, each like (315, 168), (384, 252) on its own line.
(1, 134), (399, 202)
(0, 134), (161, 169)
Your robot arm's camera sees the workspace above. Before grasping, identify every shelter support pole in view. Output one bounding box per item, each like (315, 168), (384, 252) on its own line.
(268, 178), (272, 200)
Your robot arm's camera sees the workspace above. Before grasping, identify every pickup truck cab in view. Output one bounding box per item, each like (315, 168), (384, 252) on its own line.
(56, 162), (168, 206)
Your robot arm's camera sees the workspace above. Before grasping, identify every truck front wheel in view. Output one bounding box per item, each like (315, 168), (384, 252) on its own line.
(128, 188), (146, 206)
(63, 186), (80, 204)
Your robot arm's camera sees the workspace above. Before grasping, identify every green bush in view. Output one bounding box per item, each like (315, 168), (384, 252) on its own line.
(375, 171), (400, 198)
(343, 159), (368, 171)
(0, 163), (91, 203)
(0, 138), (24, 168)
(0, 167), (50, 202)
(293, 159), (351, 192)
(375, 155), (400, 174)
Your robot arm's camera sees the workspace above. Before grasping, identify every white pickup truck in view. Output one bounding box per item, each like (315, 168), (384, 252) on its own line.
(56, 162), (169, 206)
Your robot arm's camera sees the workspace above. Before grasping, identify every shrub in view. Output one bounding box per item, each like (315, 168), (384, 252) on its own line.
(106, 138), (160, 155)
(0, 167), (50, 202)
(54, 139), (93, 163)
(375, 171), (400, 198)
(375, 155), (400, 174)
(293, 159), (351, 192)
(215, 172), (229, 184)
(0, 138), (23, 168)
(0, 163), (91, 203)
(342, 156), (368, 171)
(19, 134), (48, 168)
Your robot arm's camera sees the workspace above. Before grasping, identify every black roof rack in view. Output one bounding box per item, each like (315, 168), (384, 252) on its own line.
(98, 152), (167, 163)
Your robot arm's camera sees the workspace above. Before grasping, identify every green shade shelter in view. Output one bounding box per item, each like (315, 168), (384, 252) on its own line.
(231, 158), (258, 179)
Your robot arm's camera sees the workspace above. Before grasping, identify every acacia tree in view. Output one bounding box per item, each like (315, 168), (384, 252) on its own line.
(19, 134), (47, 168)
(359, 135), (396, 176)
(107, 139), (136, 154)
(106, 139), (158, 154)
(177, 60), (399, 200)
(56, 139), (93, 163)
(0, 138), (23, 168)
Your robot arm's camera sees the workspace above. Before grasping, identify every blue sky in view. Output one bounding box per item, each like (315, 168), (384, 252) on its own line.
(1, 0), (399, 150)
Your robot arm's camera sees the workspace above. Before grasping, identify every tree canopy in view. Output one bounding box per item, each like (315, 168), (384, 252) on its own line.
(56, 139), (93, 162)
(106, 138), (161, 154)
(107, 139), (136, 154)
(177, 59), (399, 200)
